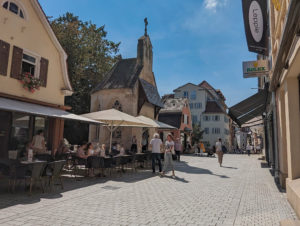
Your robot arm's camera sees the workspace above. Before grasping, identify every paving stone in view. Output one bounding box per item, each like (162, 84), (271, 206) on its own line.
(0, 155), (297, 225)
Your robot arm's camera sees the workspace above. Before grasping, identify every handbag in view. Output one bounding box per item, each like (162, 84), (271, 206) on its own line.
(222, 145), (227, 153)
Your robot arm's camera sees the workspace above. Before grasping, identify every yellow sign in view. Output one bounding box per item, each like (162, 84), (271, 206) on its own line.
(272, 0), (281, 11)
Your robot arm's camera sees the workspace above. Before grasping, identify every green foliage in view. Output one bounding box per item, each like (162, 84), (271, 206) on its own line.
(191, 124), (204, 145)
(50, 12), (120, 114)
(50, 13), (120, 144)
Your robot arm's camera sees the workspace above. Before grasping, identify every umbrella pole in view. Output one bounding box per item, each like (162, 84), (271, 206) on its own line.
(109, 124), (113, 154)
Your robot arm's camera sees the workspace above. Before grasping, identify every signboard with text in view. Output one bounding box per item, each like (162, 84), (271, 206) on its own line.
(242, 0), (269, 56)
(243, 60), (269, 78)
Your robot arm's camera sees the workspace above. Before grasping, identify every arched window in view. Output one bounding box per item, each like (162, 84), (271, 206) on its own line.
(2, 1), (25, 19)
(112, 100), (122, 112)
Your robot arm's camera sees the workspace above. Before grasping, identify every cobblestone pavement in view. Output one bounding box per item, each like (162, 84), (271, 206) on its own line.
(0, 155), (297, 226)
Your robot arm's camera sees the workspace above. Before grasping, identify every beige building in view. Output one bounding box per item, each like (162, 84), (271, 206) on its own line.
(268, 0), (300, 217)
(89, 31), (164, 151)
(0, 0), (95, 158)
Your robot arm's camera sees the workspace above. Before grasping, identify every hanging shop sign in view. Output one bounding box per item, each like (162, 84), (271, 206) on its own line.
(243, 60), (269, 78)
(242, 0), (269, 56)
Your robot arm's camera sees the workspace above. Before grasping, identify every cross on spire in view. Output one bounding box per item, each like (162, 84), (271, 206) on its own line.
(144, 17), (148, 36)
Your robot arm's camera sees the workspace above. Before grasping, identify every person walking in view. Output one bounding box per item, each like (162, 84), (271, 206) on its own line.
(149, 133), (163, 173)
(246, 143), (251, 156)
(215, 138), (223, 167)
(161, 133), (175, 178)
(174, 137), (182, 161)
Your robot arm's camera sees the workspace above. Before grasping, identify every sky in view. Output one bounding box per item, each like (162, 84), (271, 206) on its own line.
(39, 0), (258, 107)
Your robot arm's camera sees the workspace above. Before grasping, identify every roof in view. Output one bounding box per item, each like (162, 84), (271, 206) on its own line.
(160, 98), (188, 113)
(198, 80), (216, 91)
(173, 83), (198, 92)
(139, 79), (164, 108)
(92, 58), (142, 92)
(158, 112), (182, 129)
(161, 94), (174, 101)
(204, 101), (225, 113)
(216, 89), (226, 101)
(34, 0), (72, 93)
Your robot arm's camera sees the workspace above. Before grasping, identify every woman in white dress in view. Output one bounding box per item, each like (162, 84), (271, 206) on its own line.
(161, 134), (175, 178)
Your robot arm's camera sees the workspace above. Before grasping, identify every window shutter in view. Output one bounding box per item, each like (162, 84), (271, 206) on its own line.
(0, 40), (10, 76)
(10, 46), (23, 79)
(39, 57), (48, 87)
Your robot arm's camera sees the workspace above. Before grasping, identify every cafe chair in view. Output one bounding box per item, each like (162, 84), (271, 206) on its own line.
(28, 162), (48, 195)
(45, 160), (66, 191)
(9, 164), (29, 193)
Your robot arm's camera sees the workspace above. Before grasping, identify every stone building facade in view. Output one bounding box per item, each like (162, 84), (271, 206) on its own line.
(89, 32), (163, 151)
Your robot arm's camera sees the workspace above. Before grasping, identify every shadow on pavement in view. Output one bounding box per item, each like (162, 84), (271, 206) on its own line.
(0, 169), (157, 210)
(175, 161), (230, 179)
(161, 175), (189, 183)
(221, 166), (238, 169)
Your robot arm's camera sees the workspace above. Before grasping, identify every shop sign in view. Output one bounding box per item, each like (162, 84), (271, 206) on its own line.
(243, 60), (269, 78)
(242, 0), (269, 56)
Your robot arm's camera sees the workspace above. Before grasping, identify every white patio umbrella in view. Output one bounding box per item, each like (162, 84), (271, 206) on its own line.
(136, 115), (176, 130)
(81, 109), (153, 153)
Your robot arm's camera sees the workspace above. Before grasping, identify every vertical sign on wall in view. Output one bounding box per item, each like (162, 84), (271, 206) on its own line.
(242, 0), (269, 56)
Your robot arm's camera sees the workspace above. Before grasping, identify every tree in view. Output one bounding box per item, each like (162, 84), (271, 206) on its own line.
(191, 124), (204, 146)
(50, 13), (120, 143)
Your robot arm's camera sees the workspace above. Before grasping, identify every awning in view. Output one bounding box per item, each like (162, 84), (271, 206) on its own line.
(228, 90), (268, 127)
(0, 97), (102, 124)
(81, 109), (152, 127)
(136, 115), (176, 130)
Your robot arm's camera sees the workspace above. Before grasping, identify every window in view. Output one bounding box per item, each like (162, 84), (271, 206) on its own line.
(112, 100), (122, 111)
(224, 129), (229, 135)
(2, 1), (25, 19)
(192, 115), (197, 124)
(184, 114), (188, 124)
(224, 115), (229, 123)
(212, 115), (220, 121)
(204, 128), (209, 134)
(194, 103), (202, 109)
(112, 128), (122, 139)
(212, 128), (220, 134)
(189, 103), (193, 109)
(9, 112), (30, 150)
(21, 52), (40, 78)
(203, 115), (210, 121)
(183, 91), (189, 99)
(190, 90), (196, 100)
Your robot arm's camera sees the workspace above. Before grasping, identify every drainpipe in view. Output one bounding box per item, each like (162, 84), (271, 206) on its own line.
(272, 92), (280, 183)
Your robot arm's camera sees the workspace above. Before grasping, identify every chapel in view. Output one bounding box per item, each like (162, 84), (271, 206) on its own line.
(89, 19), (163, 151)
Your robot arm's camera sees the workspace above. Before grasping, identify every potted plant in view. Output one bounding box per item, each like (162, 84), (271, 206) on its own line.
(19, 72), (42, 93)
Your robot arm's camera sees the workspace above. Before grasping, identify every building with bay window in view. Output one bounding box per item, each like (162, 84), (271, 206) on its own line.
(0, 0), (95, 158)
(172, 81), (230, 149)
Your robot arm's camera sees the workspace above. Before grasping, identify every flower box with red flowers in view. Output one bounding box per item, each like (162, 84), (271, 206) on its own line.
(19, 73), (42, 93)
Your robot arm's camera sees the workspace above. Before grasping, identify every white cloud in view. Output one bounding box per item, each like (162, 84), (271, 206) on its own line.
(204, 0), (227, 12)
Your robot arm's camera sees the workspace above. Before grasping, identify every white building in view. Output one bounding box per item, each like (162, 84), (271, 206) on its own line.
(173, 81), (230, 148)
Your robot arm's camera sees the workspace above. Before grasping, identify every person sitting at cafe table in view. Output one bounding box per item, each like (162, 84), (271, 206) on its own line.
(77, 143), (88, 159)
(86, 143), (97, 177)
(31, 130), (46, 154)
(55, 139), (69, 160)
(116, 144), (125, 156)
(99, 144), (108, 157)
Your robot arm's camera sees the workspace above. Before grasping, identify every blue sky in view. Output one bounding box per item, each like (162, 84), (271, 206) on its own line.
(39, 0), (258, 107)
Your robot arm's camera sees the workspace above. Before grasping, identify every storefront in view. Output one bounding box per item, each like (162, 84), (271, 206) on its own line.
(0, 97), (99, 159)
